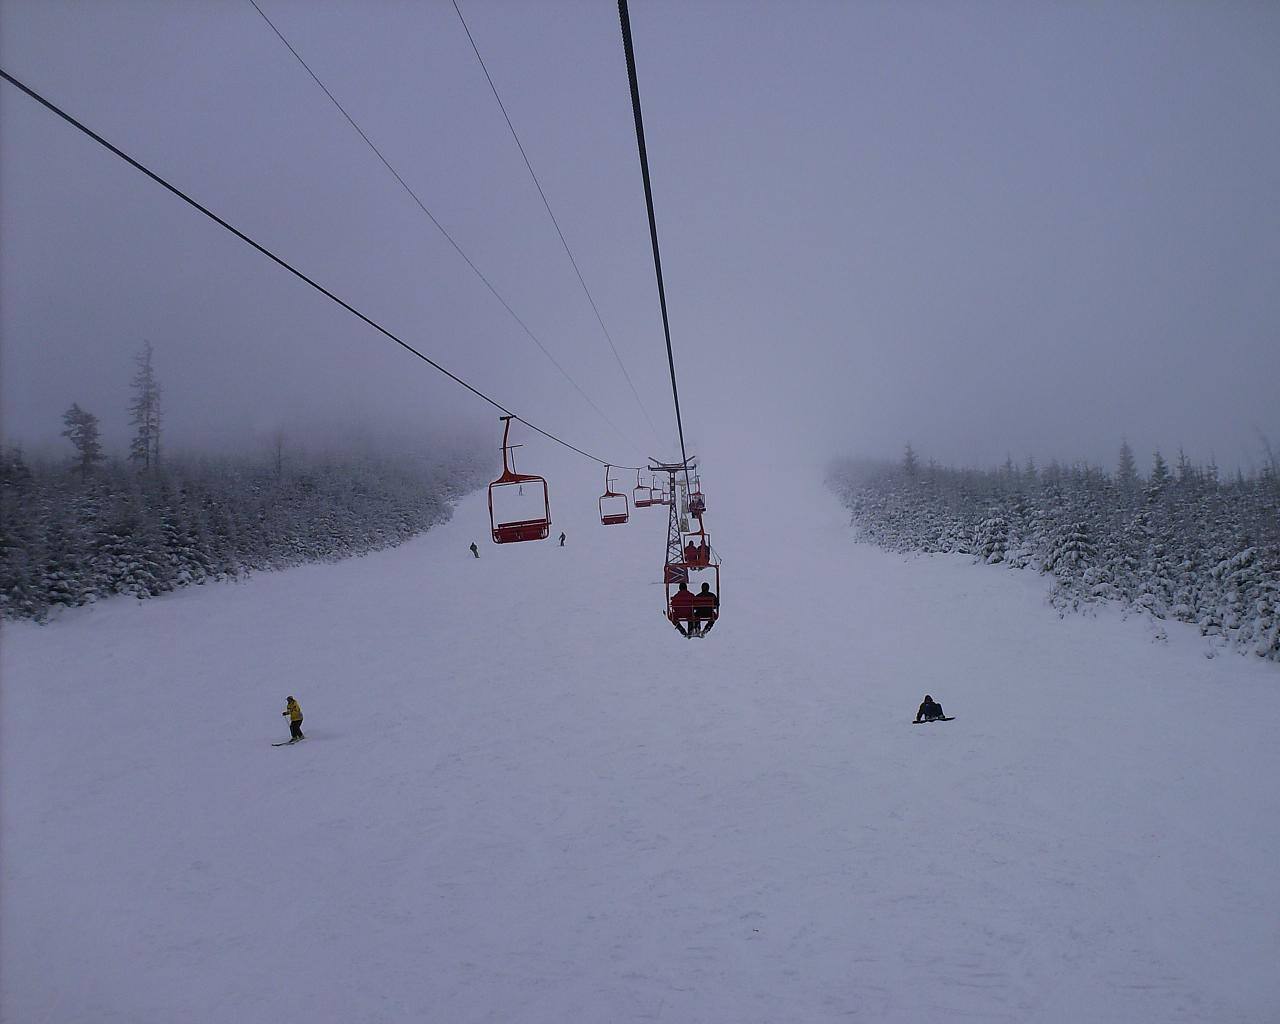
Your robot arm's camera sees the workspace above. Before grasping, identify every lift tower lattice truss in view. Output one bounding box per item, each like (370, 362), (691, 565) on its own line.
(649, 458), (695, 587)
(649, 458), (719, 634)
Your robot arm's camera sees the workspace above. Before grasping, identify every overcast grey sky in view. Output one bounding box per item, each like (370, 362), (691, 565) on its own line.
(3, 0), (1277, 475)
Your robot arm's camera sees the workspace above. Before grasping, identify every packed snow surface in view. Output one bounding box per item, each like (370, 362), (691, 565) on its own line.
(4, 458), (1278, 1023)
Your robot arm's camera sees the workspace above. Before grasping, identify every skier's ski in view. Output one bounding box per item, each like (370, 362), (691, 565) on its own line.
(272, 739), (303, 746)
(912, 717), (955, 724)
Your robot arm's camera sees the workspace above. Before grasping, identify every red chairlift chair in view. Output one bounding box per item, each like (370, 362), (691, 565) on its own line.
(633, 470), (654, 509)
(488, 416), (550, 544)
(689, 475), (706, 515)
(665, 562), (720, 637)
(599, 466), (629, 525)
(681, 517), (715, 568)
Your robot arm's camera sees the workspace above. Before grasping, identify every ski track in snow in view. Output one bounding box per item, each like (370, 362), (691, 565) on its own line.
(3, 457), (1278, 1023)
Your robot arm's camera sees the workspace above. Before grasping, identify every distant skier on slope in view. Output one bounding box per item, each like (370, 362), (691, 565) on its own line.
(914, 695), (948, 723)
(469, 542), (479, 559)
(282, 696), (305, 741)
(559, 531), (566, 547)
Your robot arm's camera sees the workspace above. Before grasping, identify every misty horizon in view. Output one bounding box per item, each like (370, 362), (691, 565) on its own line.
(3, 1), (1277, 477)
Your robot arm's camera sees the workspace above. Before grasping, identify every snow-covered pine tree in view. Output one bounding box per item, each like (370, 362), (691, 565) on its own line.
(902, 443), (919, 479)
(1043, 519), (1095, 575)
(0, 447), (43, 618)
(128, 341), (162, 470)
(61, 404), (106, 481)
(1117, 439), (1139, 500)
(1149, 450), (1171, 494)
(1206, 547), (1264, 645)
(974, 512), (1010, 563)
(1254, 578), (1280, 661)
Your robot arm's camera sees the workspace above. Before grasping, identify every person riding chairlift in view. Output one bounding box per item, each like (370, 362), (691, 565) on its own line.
(691, 582), (719, 635)
(684, 540), (698, 565)
(697, 539), (710, 566)
(669, 582), (696, 636)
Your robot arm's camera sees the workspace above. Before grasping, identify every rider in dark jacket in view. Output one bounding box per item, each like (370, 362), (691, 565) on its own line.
(915, 695), (946, 722)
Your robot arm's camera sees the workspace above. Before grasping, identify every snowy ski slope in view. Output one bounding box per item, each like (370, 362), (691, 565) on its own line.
(3, 456), (1278, 1023)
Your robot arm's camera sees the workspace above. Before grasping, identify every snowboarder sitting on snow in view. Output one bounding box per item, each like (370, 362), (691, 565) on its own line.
(469, 542), (479, 559)
(282, 696), (305, 741)
(669, 582), (695, 636)
(692, 582), (719, 635)
(915, 695), (946, 723)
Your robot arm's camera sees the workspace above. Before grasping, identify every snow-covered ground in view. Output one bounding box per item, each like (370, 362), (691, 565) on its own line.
(4, 456), (1278, 1023)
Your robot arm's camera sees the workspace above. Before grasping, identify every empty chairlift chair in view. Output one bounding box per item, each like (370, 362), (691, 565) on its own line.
(633, 470), (654, 509)
(599, 466), (629, 526)
(488, 416), (551, 544)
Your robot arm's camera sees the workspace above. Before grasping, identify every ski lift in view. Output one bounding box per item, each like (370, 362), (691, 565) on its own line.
(649, 477), (664, 505)
(488, 416), (550, 544)
(599, 465), (629, 525)
(689, 474), (705, 515)
(665, 562), (720, 637)
(680, 516), (715, 568)
(633, 470), (654, 509)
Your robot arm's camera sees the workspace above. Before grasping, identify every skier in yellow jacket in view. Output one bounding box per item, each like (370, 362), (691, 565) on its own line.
(282, 696), (305, 742)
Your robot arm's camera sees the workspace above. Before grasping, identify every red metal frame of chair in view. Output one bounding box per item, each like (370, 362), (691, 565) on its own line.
(633, 469), (654, 509)
(488, 416), (550, 544)
(665, 563), (719, 634)
(689, 475), (705, 514)
(599, 465), (629, 526)
(679, 527), (715, 567)
(678, 510), (714, 563)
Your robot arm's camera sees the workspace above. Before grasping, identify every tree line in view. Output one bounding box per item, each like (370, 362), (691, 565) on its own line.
(0, 446), (487, 622)
(828, 441), (1280, 663)
(2, 343), (488, 620)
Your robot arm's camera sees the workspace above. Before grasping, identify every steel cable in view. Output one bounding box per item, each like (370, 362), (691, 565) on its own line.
(0, 66), (643, 472)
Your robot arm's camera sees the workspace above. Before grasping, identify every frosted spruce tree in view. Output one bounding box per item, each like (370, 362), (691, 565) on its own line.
(974, 512), (1010, 564)
(1116, 439), (1139, 500)
(61, 404), (105, 481)
(128, 341), (162, 470)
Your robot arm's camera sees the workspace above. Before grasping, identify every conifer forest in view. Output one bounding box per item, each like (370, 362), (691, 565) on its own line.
(829, 444), (1280, 662)
(0, 437), (486, 622)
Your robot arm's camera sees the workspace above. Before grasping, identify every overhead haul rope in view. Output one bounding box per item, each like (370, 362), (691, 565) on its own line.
(246, 0), (644, 459)
(0, 67), (643, 472)
(616, 0), (693, 493)
(450, 0), (664, 450)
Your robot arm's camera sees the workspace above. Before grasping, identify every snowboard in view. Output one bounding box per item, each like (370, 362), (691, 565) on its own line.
(912, 717), (955, 724)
